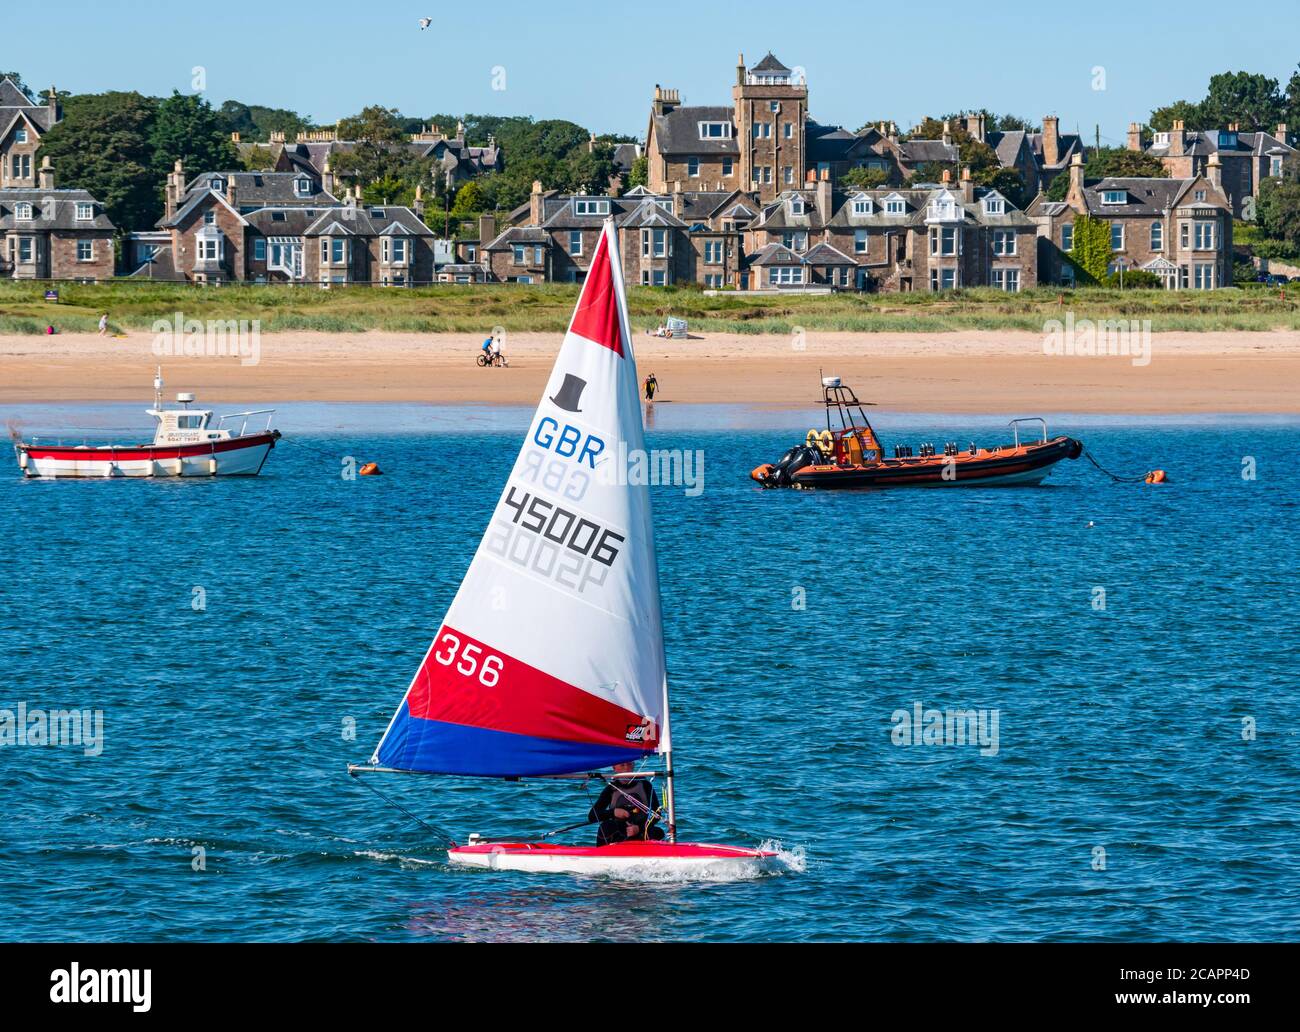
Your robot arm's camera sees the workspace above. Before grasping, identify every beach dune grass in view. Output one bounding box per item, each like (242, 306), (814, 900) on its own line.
(2, 279), (1298, 335)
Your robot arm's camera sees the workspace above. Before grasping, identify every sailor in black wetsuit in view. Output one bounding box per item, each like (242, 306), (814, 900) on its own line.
(588, 762), (665, 846)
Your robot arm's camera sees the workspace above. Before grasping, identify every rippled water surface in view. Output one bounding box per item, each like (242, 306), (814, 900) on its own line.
(1, 403), (1296, 941)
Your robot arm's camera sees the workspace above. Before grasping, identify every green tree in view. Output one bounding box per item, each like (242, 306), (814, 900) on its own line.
(841, 166), (889, 189)
(627, 154), (648, 189)
(1149, 99), (1206, 132)
(218, 100), (311, 142)
(37, 91), (160, 230)
(1202, 71), (1283, 131)
(449, 180), (485, 219)
(150, 91), (238, 183)
(336, 105), (405, 145)
(1256, 168), (1300, 250)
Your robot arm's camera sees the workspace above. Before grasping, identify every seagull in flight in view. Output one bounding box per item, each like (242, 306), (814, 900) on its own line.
(418, 17), (431, 29)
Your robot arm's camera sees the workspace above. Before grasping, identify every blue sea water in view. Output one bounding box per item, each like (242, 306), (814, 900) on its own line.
(1, 402), (1297, 942)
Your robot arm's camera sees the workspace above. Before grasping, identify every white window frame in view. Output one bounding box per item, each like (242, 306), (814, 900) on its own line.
(1193, 221), (1215, 250)
(789, 197), (805, 216)
(15, 128), (27, 144)
(1101, 190), (1125, 205)
(569, 230), (582, 256)
(15, 202), (32, 221)
(295, 177), (312, 197)
(852, 198), (872, 216)
(687, 156), (700, 177)
(854, 229), (868, 253)
(1110, 223), (1125, 251)
(721, 157), (733, 177)
(1150, 222), (1163, 251)
(75, 202), (93, 221)
(698, 121), (731, 140)
(992, 229), (1016, 256)
(76, 239), (94, 262)
(1061, 224), (1074, 251)
(572, 198), (610, 217)
(983, 196), (1005, 215)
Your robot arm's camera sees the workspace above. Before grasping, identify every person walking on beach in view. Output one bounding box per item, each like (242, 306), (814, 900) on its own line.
(97, 313), (109, 337)
(491, 335), (507, 368)
(587, 762), (664, 846)
(643, 372), (658, 402)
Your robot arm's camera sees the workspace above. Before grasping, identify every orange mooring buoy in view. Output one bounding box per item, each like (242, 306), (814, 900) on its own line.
(359, 462), (382, 476)
(1144, 469), (1168, 484)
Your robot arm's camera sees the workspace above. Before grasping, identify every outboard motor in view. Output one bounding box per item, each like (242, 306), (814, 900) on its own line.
(771, 444), (823, 486)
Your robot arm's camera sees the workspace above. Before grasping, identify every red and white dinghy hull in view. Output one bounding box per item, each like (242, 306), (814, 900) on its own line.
(448, 840), (779, 878)
(16, 431), (280, 478)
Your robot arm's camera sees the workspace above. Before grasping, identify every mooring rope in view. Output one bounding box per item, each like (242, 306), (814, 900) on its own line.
(1081, 447), (1154, 484)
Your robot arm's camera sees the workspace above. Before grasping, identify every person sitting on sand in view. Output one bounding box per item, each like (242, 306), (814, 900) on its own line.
(97, 313), (109, 337)
(587, 762), (664, 846)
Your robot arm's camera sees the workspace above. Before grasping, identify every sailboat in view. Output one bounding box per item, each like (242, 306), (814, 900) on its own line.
(350, 220), (776, 877)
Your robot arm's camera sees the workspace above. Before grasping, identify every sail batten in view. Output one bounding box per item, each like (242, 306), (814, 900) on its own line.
(371, 221), (669, 778)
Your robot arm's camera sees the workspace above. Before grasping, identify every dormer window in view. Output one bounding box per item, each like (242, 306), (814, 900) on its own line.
(210, 177), (224, 191)
(655, 198), (674, 214)
(884, 194), (905, 215)
(789, 197), (805, 216)
(698, 121), (731, 140)
(15, 202), (32, 220)
(294, 177), (312, 197)
(369, 208), (386, 218)
(1218, 131), (1238, 149)
(75, 202), (93, 221)
(1101, 190), (1126, 205)
(1194, 189), (1206, 201)
(852, 196), (873, 216)
(982, 194), (1005, 216)
(1153, 132), (1170, 147)
(572, 198), (610, 216)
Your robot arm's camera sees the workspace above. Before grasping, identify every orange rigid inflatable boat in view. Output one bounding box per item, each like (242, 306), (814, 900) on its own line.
(752, 378), (1083, 490)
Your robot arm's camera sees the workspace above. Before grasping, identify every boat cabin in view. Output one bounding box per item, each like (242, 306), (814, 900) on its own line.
(147, 393), (229, 446)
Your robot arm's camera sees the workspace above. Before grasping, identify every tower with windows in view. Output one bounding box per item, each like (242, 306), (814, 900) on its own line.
(732, 53), (807, 203)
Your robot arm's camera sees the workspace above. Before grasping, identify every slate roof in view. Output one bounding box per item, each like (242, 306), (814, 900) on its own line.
(0, 189), (115, 231)
(806, 122), (860, 163)
(803, 241), (856, 265)
(0, 77), (58, 140)
(178, 171), (336, 209)
(1080, 177), (1225, 216)
(749, 241), (804, 266)
(750, 53), (791, 74)
(650, 105), (738, 156)
(303, 204), (433, 237)
(900, 139), (958, 164)
(1027, 130), (1085, 170)
(484, 226), (552, 250)
(612, 143), (641, 174)
(1147, 128), (1297, 159)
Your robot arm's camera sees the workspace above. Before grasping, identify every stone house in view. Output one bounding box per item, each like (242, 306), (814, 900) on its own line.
(1131, 119), (1297, 219)
(747, 169), (1038, 291)
(0, 78), (60, 189)
(1028, 152), (1233, 289)
(132, 161), (434, 284)
(0, 157), (115, 281)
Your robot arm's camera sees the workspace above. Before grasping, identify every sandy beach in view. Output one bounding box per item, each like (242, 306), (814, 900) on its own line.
(1, 329), (1297, 413)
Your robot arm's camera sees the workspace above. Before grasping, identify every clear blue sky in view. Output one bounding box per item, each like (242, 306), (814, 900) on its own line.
(11, 1), (1299, 146)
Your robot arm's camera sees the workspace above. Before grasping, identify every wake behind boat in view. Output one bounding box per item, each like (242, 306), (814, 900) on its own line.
(351, 220), (777, 879)
(13, 368), (279, 479)
(752, 377), (1082, 489)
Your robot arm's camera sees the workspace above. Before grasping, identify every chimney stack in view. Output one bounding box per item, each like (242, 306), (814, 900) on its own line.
(1170, 120), (1186, 157)
(1207, 153), (1223, 191)
(941, 119), (952, 147)
(322, 159), (335, 196)
(37, 155), (54, 191)
(227, 176), (237, 207)
(816, 167), (832, 219)
(413, 183), (425, 220)
(479, 211), (497, 248)
(529, 179), (544, 225)
(1277, 122), (1290, 144)
(231, 131), (241, 144)
(964, 112), (986, 143)
(941, 168), (952, 185)
(959, 165), (973, 203)
(736, 52), (746, 86)
(1067, 151), (1084, 207)
(1127, 122), (1143, 152)
(165, 158), (185, 219)
(1042, 115), (1060, 167)
(47, 85), (59, 121)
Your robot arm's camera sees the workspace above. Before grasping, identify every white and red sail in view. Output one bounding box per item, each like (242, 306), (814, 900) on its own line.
(372, 221), (670, 776)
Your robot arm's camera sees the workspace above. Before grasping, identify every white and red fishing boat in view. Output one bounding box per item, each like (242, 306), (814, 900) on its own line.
(351, 220), (777, 878)
(13, 369), (279, 479)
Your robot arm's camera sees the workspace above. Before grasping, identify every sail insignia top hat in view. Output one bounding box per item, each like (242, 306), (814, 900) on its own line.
(550, 373), (587, 413)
